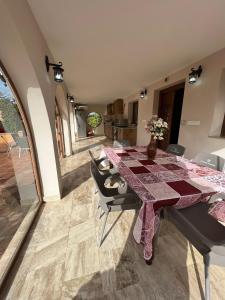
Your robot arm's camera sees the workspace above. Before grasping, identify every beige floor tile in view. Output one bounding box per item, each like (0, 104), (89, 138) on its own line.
(64, 237), (99, 281)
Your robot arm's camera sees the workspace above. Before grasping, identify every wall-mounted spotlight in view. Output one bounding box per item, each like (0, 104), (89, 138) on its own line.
(140, 88), (147, 99)
(67, 93), (75, 103)
(45, 55), (64, 82)
(188, 65), (202, 84)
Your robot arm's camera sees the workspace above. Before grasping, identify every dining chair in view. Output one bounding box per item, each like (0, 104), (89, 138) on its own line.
(89, 149), (106, 167)
(89, 149), (120, 210)
(113, 140), (130, 148)
(88, 150), (116, 176)
(166, 144), (185, 156)
(164, 201), (225, 300)
(90, 161), (141, 246)
(192, 152), (225, 172)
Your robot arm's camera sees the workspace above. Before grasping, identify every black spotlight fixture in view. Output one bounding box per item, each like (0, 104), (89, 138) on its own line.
(188, 65), (202, 84)
(45, 55), (64, 82)
(140, 88), (147, 99)
(67, 93), (75, 103)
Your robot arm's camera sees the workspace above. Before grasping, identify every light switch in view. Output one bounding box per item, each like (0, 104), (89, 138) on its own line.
(187, 120), (200, 126)
(181, 120), (200, 126)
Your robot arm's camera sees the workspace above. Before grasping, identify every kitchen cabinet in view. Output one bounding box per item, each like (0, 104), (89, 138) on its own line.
(110, 126), (137, 146)
(114, 99), (124, 115)
(107, 104), (114, 115)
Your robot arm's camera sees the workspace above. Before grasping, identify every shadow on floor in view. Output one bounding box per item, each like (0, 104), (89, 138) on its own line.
(62, 161), (91, 197)
(73, 138), (107, 155)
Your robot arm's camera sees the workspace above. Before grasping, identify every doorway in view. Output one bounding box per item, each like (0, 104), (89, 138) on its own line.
(157, 83), (185, 150)
(76, 109), (87, 138)
(132, 101), (139, 125)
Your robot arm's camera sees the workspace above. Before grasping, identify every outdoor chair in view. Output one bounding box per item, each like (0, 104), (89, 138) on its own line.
(90, 161), (141, 246)
(113, 140), (130, 148)
(192, 152), (225, 172)
(11, 133), (29, 158)
(166, 144), (185, 156)
(164, 200), (225, 300)
(17, 137), (29, 158)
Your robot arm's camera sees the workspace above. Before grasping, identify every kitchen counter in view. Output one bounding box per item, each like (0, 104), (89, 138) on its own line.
(104, 124), (137, 145)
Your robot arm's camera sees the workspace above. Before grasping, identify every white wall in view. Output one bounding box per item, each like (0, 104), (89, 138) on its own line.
(87, 104), (106, 136)
(0, 0), (72, 200)
(69, 104), (76, 144)
(124, 47), (225, 159)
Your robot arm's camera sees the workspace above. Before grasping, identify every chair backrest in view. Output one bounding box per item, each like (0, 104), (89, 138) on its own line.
(11, 133), (19, 144)
(90, 161), (118, 199)
(113, 140), (130, 148)
(88, 150), (96, 162)
(193, 152), (225, 171)
(89, 150), (101, 172)
(16, 136), (29, 149)
(166, 144), (185, 156)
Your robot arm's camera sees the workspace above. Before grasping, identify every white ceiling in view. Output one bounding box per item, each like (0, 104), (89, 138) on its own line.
(28, 0), (225, 104)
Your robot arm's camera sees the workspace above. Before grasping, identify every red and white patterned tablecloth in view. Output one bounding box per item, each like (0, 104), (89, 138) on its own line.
(103, 146), (225, 260)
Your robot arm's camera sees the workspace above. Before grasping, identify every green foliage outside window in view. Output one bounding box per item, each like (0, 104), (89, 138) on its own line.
(87, 112), (102, 129)
(0, 97), (23, 133)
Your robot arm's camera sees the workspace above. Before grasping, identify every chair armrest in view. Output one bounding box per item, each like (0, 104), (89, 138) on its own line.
(111, 192), (138, 201)
(208, 192), (225, 204)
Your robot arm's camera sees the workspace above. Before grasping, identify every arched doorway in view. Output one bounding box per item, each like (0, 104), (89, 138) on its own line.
(0, 62), (41, 281)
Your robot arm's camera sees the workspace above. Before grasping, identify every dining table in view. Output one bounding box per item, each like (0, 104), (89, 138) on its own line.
(102, 145), (225, 262)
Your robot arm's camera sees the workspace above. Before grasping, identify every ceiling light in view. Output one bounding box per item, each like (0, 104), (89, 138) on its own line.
(188, 65), (202, 84)
(45, 55), (64, 83)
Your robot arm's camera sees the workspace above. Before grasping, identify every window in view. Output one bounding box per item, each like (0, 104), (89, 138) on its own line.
(87, 112), (102, 128)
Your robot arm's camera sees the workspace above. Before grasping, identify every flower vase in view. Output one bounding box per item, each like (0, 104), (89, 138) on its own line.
(147, 138), (157, 159)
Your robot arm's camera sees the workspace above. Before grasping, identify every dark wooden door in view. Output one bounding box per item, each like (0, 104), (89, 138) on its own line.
(132, 101), (139, 125)
(55, 98), (65, 158)
(158, 83), (184, 150)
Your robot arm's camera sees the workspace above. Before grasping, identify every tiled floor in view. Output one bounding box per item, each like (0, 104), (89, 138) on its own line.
(0, 147), (38, 258)
(1, 136), (225, 299)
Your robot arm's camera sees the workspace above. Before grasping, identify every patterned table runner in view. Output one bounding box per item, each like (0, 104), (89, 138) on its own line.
(103, 146), (225, 260)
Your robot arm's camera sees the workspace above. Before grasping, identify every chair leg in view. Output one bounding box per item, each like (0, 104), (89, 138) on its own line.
(204, 256), (210, 300)
(99, 210), (109, 247)
(96, 198), (100, 209)
(99, 210), (105, 219)
(96, 206), (104, 219)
